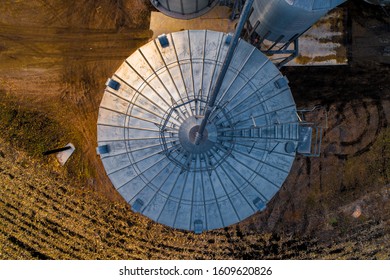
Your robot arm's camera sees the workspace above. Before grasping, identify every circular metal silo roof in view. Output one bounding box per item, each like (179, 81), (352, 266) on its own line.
(97, 30), (299, 232)
(150, 0), (219, 19)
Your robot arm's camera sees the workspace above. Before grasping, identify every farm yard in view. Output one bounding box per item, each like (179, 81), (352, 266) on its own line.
(0, 0), (389, 259)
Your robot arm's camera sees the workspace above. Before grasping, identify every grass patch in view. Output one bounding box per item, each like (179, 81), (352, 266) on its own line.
(0, 94), (66, 157)
(0, 90), (98, 184)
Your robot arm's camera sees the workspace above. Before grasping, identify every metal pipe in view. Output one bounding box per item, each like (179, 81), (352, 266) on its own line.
(42, 146), (71, 156)
(195, 0), (254, 145)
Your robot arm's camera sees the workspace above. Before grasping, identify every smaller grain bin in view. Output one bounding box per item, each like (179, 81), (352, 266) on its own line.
(150, 0), (219, 19)
(248, 0), (346, 44)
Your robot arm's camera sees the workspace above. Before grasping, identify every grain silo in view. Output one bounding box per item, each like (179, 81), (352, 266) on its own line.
(150, 0), (219, 19)
(248, 0), (346, 44)
(97, 1), (322, 232)
(244, 0), (346, 67)
(96, 29), (309, 232)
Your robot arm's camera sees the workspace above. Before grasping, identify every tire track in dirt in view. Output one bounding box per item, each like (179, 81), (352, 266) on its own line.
(0, 23), (151, 63)
(328, 100), (385, 160)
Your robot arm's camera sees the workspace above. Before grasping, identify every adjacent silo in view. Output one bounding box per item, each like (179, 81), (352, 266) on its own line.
(248, 0), (346, 44)
(97, 30), (300, 232)
(150, 0), (219, 19)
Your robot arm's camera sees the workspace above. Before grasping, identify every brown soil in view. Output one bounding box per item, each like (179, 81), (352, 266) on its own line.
(0, 0), (389, 259)
(0, 0), (153, 202)
(1, 137), (389, 259)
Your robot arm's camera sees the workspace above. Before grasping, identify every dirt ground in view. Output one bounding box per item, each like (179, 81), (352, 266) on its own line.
(258, 1), (390, 238)
(0, 0), (389, 259)
(0, 0), (153, 201)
